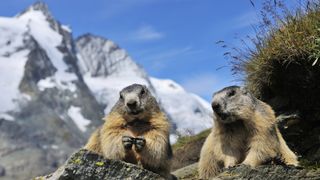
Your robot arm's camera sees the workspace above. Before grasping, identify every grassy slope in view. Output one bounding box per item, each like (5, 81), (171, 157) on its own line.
(171, 129), (211, 171)
(232, 1), (320, 110)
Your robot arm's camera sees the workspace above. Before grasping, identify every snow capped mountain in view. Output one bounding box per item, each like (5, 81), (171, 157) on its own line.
(76, 34), (213, 138)
(0, 3), (104, 180)
(0, 12), (31, 118)
(0, 2), (213, 179)
(76, 34), (147, 78)
(0, 1), (102, 130)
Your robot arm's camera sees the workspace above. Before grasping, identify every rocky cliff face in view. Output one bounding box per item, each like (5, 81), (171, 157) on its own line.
(0, 2), (213, 180)
(76, 34), (147, 79)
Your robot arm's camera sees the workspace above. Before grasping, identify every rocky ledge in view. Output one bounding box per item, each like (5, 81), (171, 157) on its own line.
(214, 165), (320, 180)
(173, 163), (320, 180)
(34, 148), (320, 180)
(35, 149), (164, 180)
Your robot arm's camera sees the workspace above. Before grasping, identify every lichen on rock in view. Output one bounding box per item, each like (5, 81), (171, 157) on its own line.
(35, 149), (164, 180)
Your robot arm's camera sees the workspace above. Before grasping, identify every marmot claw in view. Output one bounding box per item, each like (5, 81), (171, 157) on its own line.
(122, 136), (134, 150)
(134, 136), (146, 151)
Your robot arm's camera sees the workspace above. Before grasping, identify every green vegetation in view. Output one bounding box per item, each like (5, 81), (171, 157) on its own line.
(173, 129), (211, 150)
(230, 0), (320, 112)
(95, 161), (105, 166)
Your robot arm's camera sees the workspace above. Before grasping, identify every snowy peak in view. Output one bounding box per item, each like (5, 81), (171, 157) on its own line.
(76, 34), (146, 78)
(0, 1), (102, 128)
(0, 4), (107, 179)
(28, 1), (51, 12)
(6, 1), (82, 94)
(26, 1), (50, 15)
(18, 1), (56, 28)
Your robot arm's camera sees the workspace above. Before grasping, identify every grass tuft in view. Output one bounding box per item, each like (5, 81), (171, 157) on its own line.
(228, 0), (320, 112)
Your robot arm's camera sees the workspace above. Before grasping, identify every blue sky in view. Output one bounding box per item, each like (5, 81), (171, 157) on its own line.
(0, 0), (298, 101)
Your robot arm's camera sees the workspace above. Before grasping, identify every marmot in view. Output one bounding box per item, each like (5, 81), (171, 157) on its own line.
(85, 84), (173, 179)
(198, 86), (298, 179)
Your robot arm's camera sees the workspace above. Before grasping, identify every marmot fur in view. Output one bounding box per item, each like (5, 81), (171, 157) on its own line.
(85, 84), (172, 179)
(198, 86), (298, 179)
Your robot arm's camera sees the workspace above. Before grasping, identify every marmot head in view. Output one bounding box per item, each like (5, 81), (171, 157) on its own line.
(211, 86), (256, 123)
(117, 84), (159, 121)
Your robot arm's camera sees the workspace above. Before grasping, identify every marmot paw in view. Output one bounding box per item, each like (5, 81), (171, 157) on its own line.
(122, 136), (134, 150)
(134, 136), (146, 152)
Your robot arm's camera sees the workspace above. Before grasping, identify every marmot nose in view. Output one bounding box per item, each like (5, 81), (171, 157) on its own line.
(211, 102), (221, 112)
(127, 100), (138, 109)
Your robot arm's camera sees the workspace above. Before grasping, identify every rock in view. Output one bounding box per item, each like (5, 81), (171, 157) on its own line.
(173, 163), (320, 180)
(172, 163), (198, 180)
(35, 149), (164, 180)
(277, 112), (320, 165)
(214, 165), (320, 180)
(0, 165), (5, 177)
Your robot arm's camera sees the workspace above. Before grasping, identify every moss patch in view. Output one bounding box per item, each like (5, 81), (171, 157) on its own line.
(95, 161), (104, 166)
(71, 158), (82, 165)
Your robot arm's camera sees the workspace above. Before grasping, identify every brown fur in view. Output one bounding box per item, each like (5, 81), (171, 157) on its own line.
(85, 84), (172, 179)
(198, 86), (298, 179)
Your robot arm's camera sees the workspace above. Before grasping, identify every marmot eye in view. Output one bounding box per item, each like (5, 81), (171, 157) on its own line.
(140, 89), (145, 95)
(228, 90), (236, 97)
(120, 94), (124, 100)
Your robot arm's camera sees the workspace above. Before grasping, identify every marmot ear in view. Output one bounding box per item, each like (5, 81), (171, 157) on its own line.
(240, 87), (249, 95)
(119, 91), (124, 100)
(142, 85), (148, 90)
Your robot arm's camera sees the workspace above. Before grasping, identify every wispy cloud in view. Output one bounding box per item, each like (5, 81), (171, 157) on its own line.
(181, 73), (218, 98)
(130, 25), (165, 42)
(143, 46), (202, 71)
(234, 11), (260, 29)
(181, 73), (236, 100)
(148, 46), (200, 61)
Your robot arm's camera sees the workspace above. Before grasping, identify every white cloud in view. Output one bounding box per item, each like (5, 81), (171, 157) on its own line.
(131, 25), (164, 41)
(148, 46), (202, 61)
(131, 46), (201, 73)
(151, 46), (192, 59)
(143, 46), (202, 72)
(151, 60), (166, 72)
(181, 73), (236, 100)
